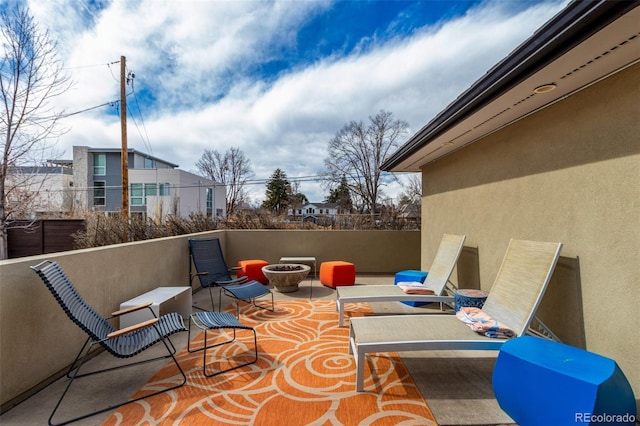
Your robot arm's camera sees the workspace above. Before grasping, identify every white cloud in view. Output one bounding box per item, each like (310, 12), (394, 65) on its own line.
(25, 0), (567, 204)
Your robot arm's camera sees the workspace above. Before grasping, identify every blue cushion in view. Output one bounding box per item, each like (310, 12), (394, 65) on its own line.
(395, 270), (428, 307)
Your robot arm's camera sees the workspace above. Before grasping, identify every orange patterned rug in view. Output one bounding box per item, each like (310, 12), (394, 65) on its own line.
(102, 299), (436, 425)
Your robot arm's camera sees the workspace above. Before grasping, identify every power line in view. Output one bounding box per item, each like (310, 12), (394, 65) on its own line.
(63, 60), (120, 70)
(127, 70), (153, 155)
(60, 100), (119, 118)
(22, 100), (118, 125)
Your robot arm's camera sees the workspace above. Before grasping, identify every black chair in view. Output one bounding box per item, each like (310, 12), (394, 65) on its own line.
(187, 311), (258, 377)
(31, 260), (187, 426)
(189, 237), (274, 316)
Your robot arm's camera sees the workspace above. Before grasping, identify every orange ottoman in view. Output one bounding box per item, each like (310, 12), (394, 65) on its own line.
(237, 259), (269, 284)
(320, 261), (356, 288)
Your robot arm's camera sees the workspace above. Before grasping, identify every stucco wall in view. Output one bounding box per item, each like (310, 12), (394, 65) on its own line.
(0, 229), (419, 409)
(420, 63), (639, 402)
(225, 230), (420, 273)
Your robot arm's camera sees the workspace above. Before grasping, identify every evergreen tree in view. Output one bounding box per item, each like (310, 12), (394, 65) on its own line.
(262, 169), (290, 213)
(326, 176), (353, 213)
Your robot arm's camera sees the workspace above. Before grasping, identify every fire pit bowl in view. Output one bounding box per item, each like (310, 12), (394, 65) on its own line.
(262, 264), (311, 293)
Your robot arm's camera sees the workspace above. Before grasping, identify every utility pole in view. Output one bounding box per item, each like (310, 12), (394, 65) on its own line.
(120, 56), (129, 239)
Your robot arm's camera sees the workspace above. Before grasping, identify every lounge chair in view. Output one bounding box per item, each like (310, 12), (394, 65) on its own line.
(348, 239), (562, 392)
(189, 237), (274, 316)
(336, 234), (466, 326)
(30, 260), (187, 425)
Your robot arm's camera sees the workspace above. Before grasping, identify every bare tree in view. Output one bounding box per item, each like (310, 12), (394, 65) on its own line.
(0, 7), (72, 259)
(400, 174), (422, 205)
(195, 147), (253, 215)
(396, 173), (422, 222)
(324, 110), (408, 218)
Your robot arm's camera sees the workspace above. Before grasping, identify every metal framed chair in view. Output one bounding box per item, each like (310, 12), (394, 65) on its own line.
(336, 234), (466, 326)
(187, 311), (258, 377)
(348, 239), (563, 392)
(189, 237), (274, 316)
(30, 260), (187, 426)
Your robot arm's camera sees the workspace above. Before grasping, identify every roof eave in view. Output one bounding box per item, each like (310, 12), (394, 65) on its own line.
(381, 0), (639, 171)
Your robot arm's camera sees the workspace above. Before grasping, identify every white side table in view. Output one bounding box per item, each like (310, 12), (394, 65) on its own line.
(119, 287), (192, 328)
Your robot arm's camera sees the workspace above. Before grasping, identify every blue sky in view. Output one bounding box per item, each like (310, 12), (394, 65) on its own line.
(7, 0), (568, 204)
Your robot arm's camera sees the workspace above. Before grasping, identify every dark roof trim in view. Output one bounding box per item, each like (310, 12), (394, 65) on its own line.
(381, 0), (640, 170)
(87, 147), (179, 168)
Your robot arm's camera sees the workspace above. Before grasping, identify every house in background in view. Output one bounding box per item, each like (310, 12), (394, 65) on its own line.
(72, 146), (226, 221)
(382, 1), (639, 407)
(287, 202), (344, 224)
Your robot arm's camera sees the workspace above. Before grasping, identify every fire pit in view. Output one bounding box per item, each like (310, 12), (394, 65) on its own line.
(262, 264), (311, 293)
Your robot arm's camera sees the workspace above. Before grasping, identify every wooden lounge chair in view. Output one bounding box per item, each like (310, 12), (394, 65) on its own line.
(348, 239), (562, 392)
(336, 234), (466, 326)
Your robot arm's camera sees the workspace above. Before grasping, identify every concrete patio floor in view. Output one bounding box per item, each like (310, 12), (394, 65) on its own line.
(0, 275), (514, 425)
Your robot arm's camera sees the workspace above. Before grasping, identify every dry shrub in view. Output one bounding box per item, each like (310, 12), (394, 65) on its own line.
(72, 209), (418, 249)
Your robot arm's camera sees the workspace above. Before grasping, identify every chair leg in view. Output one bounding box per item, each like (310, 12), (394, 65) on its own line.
(201, 327), (258, 377)
(48, 330), (186, 426)
(188, 320), (238, 353)
(221, 288), (275, 318)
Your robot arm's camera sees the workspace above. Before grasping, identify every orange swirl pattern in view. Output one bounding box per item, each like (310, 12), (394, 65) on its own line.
(103, 300), (436, 425)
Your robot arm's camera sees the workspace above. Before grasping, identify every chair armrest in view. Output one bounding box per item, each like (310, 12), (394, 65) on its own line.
(229, 266), (241, 271)
(107, 318), (159, 339)
(111, 301), (153, 317)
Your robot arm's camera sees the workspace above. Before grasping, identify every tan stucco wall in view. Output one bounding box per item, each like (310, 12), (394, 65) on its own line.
(0, 229), (419, 409)
(420, 63), (639, 402)
(224, 230), (420, 273)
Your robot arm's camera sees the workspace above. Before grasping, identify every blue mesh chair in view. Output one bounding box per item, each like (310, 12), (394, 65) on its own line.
(31, 260), (187, 426)
(188, 311), (258, 377)
(189, 237), (273, 316)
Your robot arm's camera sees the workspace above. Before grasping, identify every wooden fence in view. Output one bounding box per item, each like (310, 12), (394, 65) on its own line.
(7, 220), (84, 259)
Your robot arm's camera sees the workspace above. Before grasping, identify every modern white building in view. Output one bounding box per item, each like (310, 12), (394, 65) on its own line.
(4, 165), (74, 218)
(71, 146), (226, 220)
(6, 147), (225, 221)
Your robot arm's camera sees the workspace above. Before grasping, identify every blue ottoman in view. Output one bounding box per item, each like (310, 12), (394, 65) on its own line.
(454, 289), (488, 312)
(394, 270), (428, 307)
(493, 336), (636, 426)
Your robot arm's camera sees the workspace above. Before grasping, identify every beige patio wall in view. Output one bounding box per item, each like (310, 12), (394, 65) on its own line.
(0, 229), (419, 410)
(420, 63), (639, 406)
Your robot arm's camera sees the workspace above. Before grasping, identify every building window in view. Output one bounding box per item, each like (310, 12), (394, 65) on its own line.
(93, 181), (106, 206)
(130, 183), (167, 206)
(145, 183), (157, 198)
(130, 183), (144, 205)
(206, 188), (212, 213)
(93, 154), (106, 175)
(144, 157), (154, 168)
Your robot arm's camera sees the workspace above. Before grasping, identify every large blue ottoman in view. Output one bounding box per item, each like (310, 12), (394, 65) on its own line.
(493, 336), (636, 426)
(394, 270), (428, 307)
